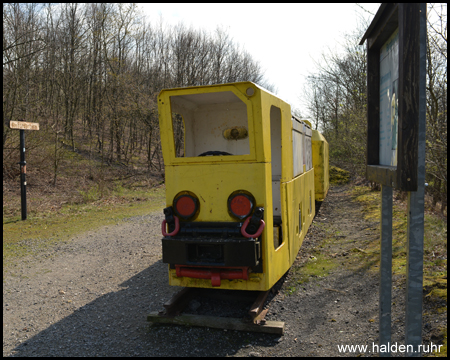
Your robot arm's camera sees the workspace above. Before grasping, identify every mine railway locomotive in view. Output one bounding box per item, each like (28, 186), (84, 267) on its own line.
(158, 82), (329, 291)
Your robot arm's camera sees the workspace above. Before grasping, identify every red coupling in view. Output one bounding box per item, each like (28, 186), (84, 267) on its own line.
(175, 266), (249, 287)
(241, 217), (265, 238)
(161, 216), (180, 236)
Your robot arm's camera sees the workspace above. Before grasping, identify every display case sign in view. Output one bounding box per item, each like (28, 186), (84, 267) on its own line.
(379, 28), (399, 167)
(360, 3), (420, 191)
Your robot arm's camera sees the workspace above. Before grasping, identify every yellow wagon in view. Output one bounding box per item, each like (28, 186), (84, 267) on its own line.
(158, 82), (328, 291)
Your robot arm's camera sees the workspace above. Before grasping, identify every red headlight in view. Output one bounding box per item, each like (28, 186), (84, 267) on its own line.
(173, 193), (199, 219)
(228, 191), (255, 219)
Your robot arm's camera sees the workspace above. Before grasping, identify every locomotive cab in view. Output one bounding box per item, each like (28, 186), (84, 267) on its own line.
(158, 82), (317, 291)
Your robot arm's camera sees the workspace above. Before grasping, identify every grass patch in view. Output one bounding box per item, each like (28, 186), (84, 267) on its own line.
(434, 328), (447, 357)
(329, 166), (350, 185)
(351, 185), (447, 301)
(291, 252), (338, 288)
(286, 285), (297, 295)
(3, 186), (165, 268)
(426, 288), (447, 301)
(352, 185), (447, 357)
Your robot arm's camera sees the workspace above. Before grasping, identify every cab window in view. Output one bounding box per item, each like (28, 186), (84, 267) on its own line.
(170, 91), (249, 158)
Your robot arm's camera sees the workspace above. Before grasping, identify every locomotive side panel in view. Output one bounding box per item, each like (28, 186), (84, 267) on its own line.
(312, 130), (330, 201)
(282, 169), (315, 264)
(285, 117), (315, 265)
(261, 94), (293, 289)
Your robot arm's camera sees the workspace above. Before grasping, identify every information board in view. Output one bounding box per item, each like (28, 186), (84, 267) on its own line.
(360, 3), (419, 191)
(379, 28), (399, 167)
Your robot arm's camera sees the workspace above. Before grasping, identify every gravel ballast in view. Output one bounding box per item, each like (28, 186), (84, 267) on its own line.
(3, 185), (446, 357)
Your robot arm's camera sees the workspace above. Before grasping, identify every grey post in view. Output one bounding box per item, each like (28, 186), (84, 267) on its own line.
(405, 3), (426, 357)
(380, 185), (393, 356)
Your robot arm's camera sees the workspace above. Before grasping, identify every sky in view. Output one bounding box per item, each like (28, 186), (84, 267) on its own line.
(138, 3), (381, 117)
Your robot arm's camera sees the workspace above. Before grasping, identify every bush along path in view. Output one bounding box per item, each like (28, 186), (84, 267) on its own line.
(2, 184), (447, 357)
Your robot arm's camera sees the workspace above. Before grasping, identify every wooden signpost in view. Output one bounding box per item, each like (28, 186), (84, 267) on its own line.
(6, 119), (40, 220)
(360, 3), (426, 357)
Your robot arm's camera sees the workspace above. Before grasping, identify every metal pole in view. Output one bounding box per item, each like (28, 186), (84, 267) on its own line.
(405, 3), (426, 356)
(19, 129), (27, 220)
(380, 185), (393, 356)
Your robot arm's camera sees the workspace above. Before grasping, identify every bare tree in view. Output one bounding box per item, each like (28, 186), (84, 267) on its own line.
(302, 4), (447, 209)
(3, 3), (275, 187)
(426, 3), (447, 212)
(302, 24), (371, 174)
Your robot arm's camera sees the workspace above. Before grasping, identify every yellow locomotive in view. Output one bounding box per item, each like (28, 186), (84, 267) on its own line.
(158, 82), (329, 291)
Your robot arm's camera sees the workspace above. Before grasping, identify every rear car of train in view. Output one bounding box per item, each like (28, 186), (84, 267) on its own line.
(158, 82), (293, 291)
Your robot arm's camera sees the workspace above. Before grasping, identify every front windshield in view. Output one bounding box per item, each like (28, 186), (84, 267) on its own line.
(170, 91), (250, 158)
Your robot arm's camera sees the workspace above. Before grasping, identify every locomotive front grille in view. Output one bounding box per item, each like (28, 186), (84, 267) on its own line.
(162, 236), (261, 268)
(162, 221), (261, 269)
(187, 243), (223, 263)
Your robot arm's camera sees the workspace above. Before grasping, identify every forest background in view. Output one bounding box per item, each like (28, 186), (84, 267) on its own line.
(3, 3), (447, 218)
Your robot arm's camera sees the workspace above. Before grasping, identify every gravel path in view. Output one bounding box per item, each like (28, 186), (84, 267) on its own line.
(3, 185), (445, 357)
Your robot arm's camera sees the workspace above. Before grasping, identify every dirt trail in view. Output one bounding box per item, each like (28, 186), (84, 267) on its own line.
(3, 184), (445, 357)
